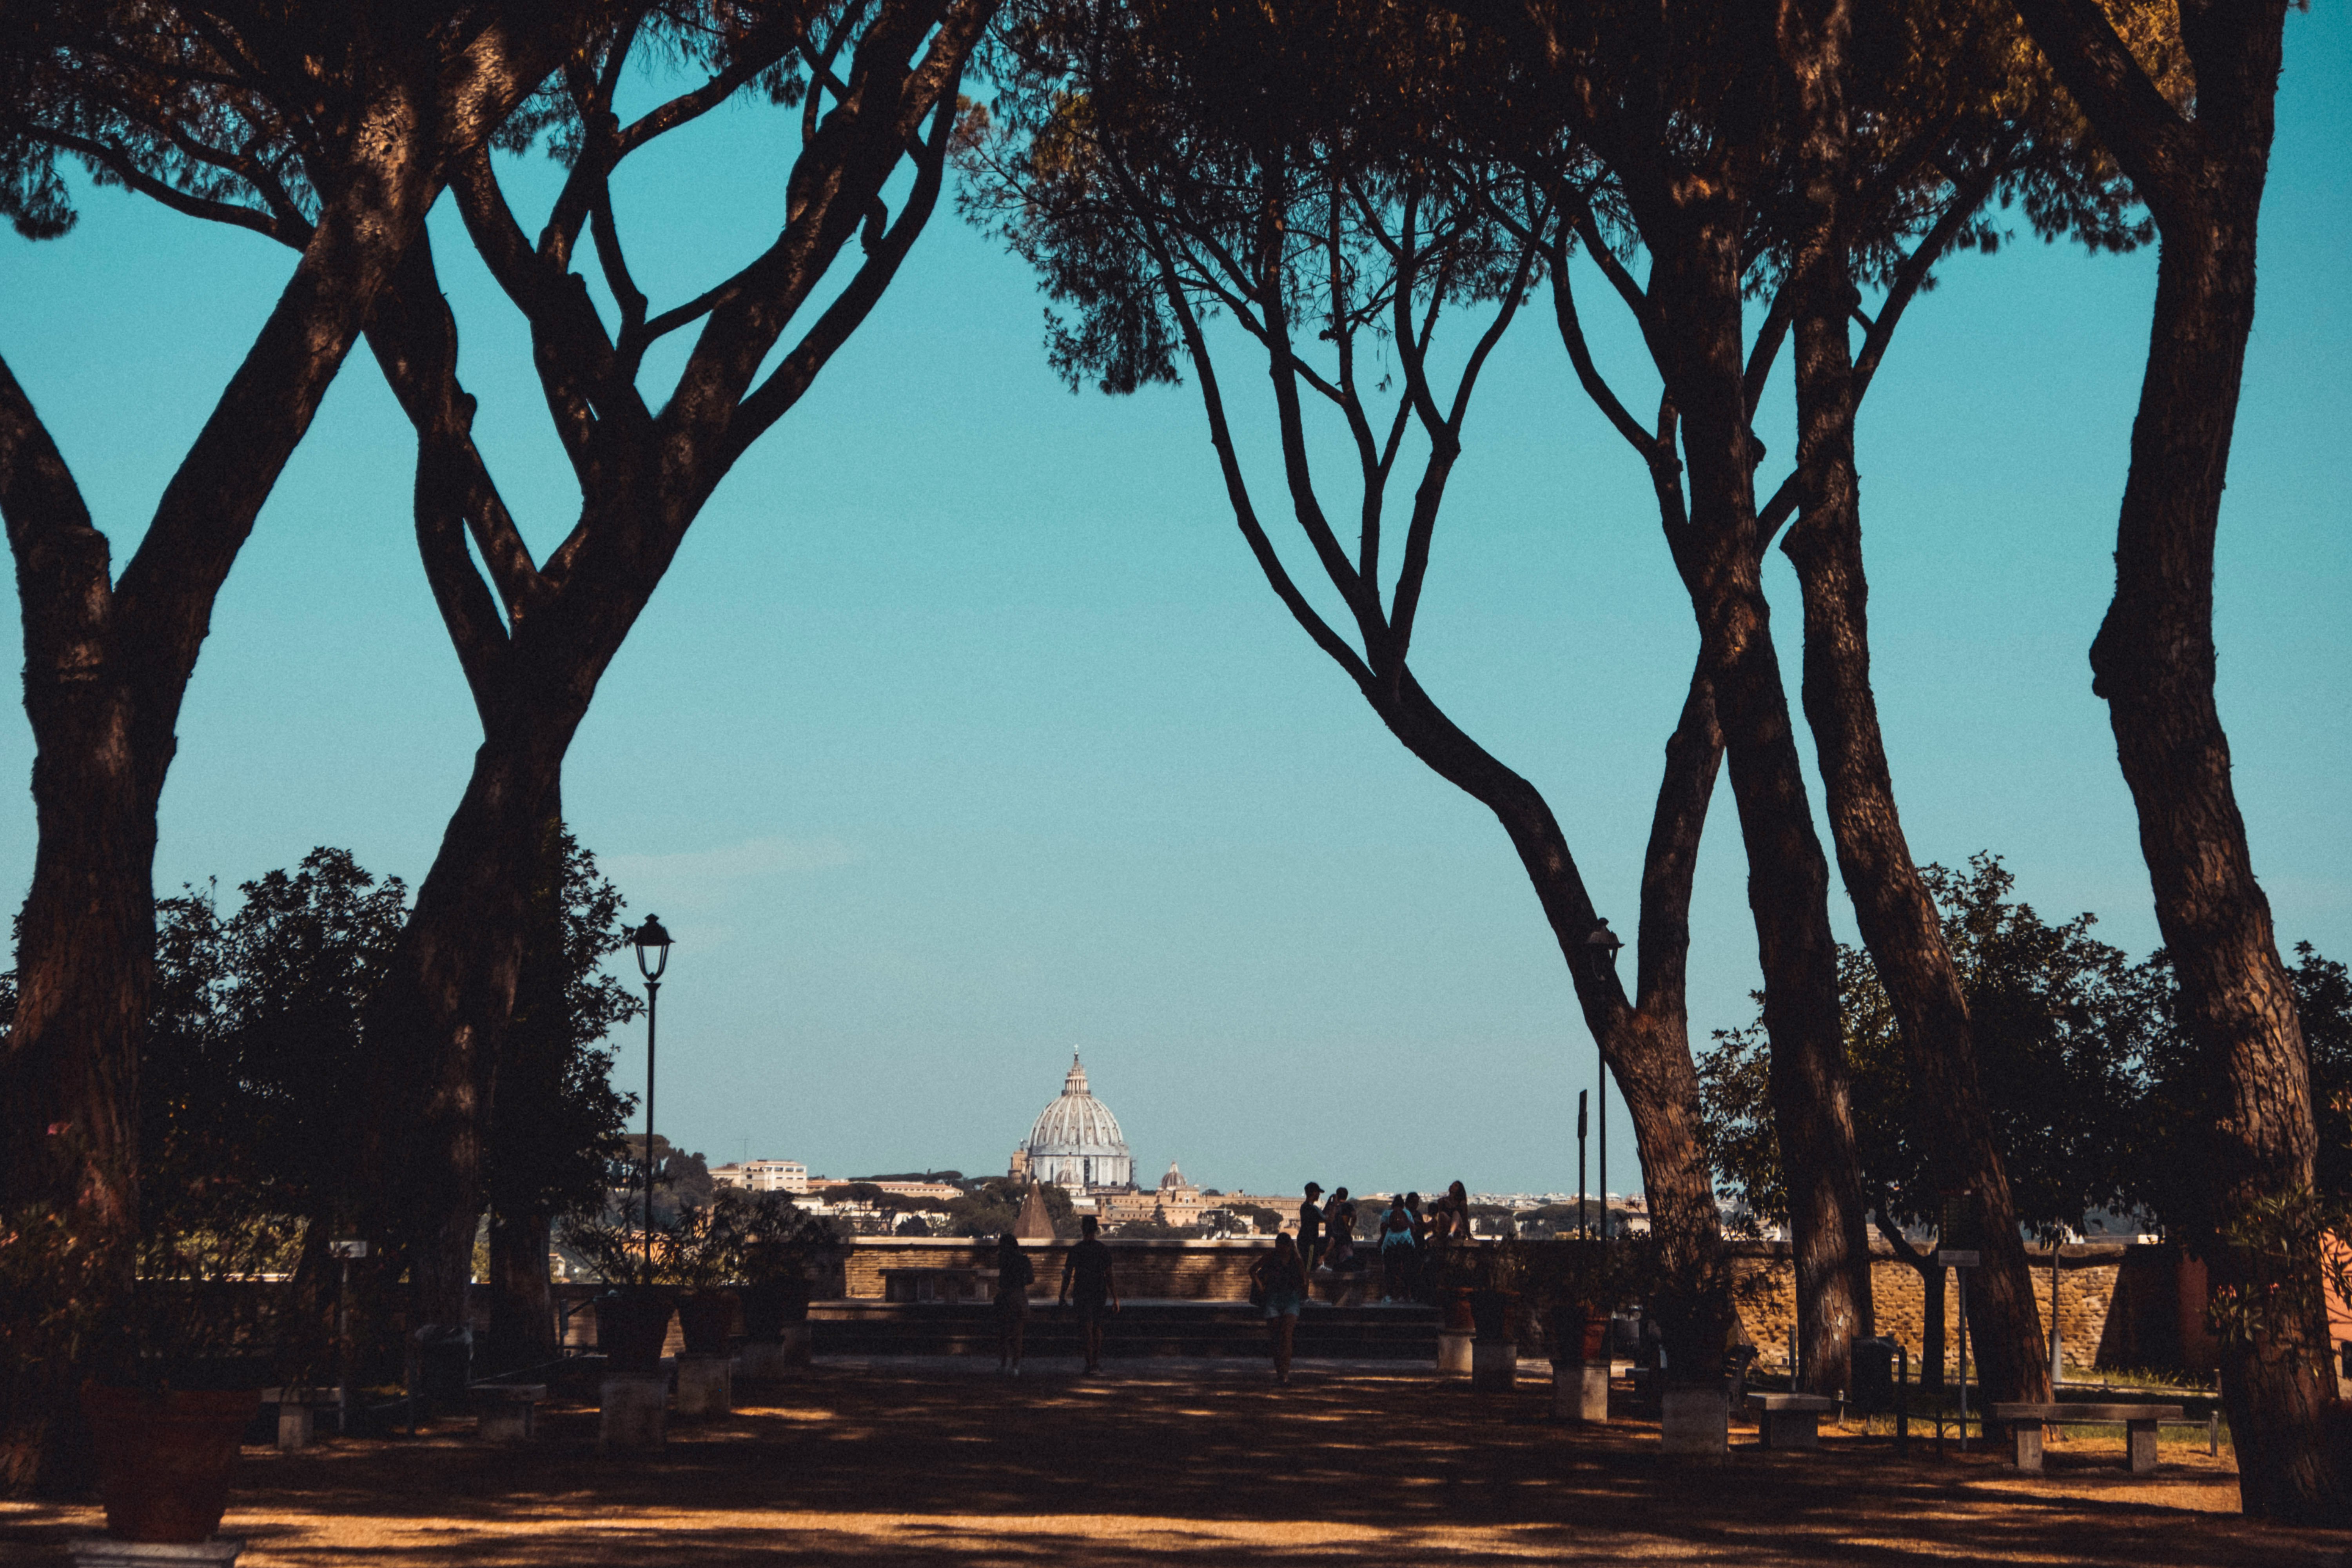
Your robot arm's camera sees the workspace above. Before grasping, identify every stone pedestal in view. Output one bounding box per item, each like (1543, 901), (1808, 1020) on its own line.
(1660, 1385), (1730, 1457)
(475, 1385), (546, 1445)
(1436, 1330), (1474, 1376)
(70, 1540), (242, 1568)
(599, 1374), (669, 1452)
(1470, 1341), (1518, 1392)
(259, 1388), (316, 1452)
(1554, 1361), (1609, 1423)
(735, 1328), (810, 1380)
(674, 1354), (732, 1418)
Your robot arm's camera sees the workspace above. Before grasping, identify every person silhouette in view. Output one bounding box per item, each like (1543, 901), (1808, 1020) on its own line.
(995, 1232), (1035, 1375)
(1058, 1215), (1120, 1374)
(1251, 1232), (1310, 1386)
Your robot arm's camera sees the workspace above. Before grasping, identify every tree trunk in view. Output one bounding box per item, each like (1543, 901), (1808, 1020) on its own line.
(1781, 279), (2049, 1408)
(1645, 222), (1874, 1395)
(0, 76), (440, 1486)
(1368, 664), (1733, 1369)
(2008, 0), (2333, 1521)
(2092, 161), (2337, 1532)
(1921, 1258), (1947, 1391)
(365, 716), (583, 1332)
(485, 1212), (557, 1373)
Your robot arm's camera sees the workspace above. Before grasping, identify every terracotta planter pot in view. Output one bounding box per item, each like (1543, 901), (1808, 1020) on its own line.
(82, 1384), (260, 1544)
(1442, 1288), (1477, 1335)
(738, 1281), (811, 1341)
(1552, 1306), (1611, 1364)
(1469, 1288), (1519, 1343)
(676, 1290), (737, 1356)
(596, 1288), (675, 1371)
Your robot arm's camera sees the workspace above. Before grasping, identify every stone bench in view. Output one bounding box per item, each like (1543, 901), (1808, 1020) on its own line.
(1747, 1392), (1836, 1450)
(1990, 1402), (2185, 1475)
(472, 1383), (547, 1444)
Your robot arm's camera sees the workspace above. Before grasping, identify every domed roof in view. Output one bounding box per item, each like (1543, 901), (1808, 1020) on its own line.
(1027, 1054), (1129, 1158)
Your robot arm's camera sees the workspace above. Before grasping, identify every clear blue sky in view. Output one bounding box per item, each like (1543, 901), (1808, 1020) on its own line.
(3, 11), (2345, 1199)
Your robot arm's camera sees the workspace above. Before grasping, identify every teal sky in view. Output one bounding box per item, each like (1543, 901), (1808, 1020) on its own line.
(3, 12), (2345, 1200)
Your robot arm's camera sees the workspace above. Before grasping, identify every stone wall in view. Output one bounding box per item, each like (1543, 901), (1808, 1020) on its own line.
(838, 1235), (1284, 1301)
(1725, 1242), (2132, 1376)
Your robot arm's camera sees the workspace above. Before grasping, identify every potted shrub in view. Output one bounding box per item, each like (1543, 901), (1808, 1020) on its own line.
(648, 1201), (741, 1356)
(80, 1205), (301, 1542)
(730, 1193), (842, 1341)
(559, 1215), (675, 1372)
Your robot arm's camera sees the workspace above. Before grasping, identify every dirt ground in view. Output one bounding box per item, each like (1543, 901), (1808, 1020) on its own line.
(7, 1361), (2349, 1567)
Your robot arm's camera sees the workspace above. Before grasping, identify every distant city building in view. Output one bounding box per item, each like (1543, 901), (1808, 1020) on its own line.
(1017, 1053), (1134, 1191)
(711, 1158), (808, 1193)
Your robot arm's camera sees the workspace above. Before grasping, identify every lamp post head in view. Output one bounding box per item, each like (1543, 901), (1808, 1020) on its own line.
(633, 914), (674, 982)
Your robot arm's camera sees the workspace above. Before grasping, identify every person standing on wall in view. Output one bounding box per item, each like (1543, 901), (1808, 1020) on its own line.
(1297, 1183), (1325, 1271)
(1059, 1216), (1121, 1374)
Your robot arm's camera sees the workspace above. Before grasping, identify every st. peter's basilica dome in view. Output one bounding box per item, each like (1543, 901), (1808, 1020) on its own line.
(1024, 1053), (1134, 1191)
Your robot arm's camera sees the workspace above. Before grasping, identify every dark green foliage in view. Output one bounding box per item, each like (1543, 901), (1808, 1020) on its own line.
(143, 850), (410, 1237)
(1699, 852), (2347, 1246)
(139, 842), (637, 1261)
(561, 1189), (842, 1289)
(941, 1178), (1074, 1239)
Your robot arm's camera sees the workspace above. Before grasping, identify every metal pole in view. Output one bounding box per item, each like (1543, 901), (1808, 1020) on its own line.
(1957, 1265), (1970, 1453)
(1896, 1339), (1909, 1455)
(336, 1255), (351, 1436)
(1597, 1050), (1608, 1238)
(641, 977), (660, 1283)
(1577, 1090), (1589, 1240)
(2050, 1240), (2064, 1388)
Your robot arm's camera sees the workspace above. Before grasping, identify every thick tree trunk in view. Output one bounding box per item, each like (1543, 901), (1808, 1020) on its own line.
(1782, 288), (2049, 1407)
(2007, 0), (2332, 1521)
(0, 79), (439, 1487)
(485, 1212), (557, 1372)
(1645, 225), (1873, 1395)
(2092, 171), (2336, 1529)
(365, 716), (582, 1332)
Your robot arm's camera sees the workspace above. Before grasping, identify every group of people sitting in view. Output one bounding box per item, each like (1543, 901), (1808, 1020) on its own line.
(1287, 1180), (1475, 1297)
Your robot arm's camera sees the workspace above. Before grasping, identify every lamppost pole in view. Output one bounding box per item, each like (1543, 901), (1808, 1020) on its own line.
(632, 915), (675, 1287)
(1577, 1090), (1590, 1240)
(641, 975), (660, 1281)
(1584, 919), (1624, 1242)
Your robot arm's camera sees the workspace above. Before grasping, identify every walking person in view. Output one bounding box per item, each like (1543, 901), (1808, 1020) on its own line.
(1377, 1194), (1419, 1301)
(1296, 1182), (1325, 1271)
(1058, 1216), (1120, 1374)
(994, 1232), (1035, 1376)
(1251, 1232), (1310, 1386)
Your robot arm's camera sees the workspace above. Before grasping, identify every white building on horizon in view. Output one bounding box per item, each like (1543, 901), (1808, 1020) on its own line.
(711, 1158), (808, 1194)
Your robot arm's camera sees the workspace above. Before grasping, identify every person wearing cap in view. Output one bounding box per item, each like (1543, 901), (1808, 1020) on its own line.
(1296, 1183), (1325, 1270)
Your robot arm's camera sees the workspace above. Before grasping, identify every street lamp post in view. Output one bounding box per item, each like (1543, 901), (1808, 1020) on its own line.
(633, 915), (674, 1286)
(1584, 920), (1624, 1240)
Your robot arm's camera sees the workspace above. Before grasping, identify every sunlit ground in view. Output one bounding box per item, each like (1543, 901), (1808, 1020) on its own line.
(8, 1361), (2347, 1566)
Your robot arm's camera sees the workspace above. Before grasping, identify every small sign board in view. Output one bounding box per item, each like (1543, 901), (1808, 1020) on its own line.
(1936, 1249), (1980, 1269)
(331, 1240), (369, 1259)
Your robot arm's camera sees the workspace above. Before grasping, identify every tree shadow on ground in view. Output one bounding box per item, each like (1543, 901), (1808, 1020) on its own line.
(4, 1366), (2343, 1566)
